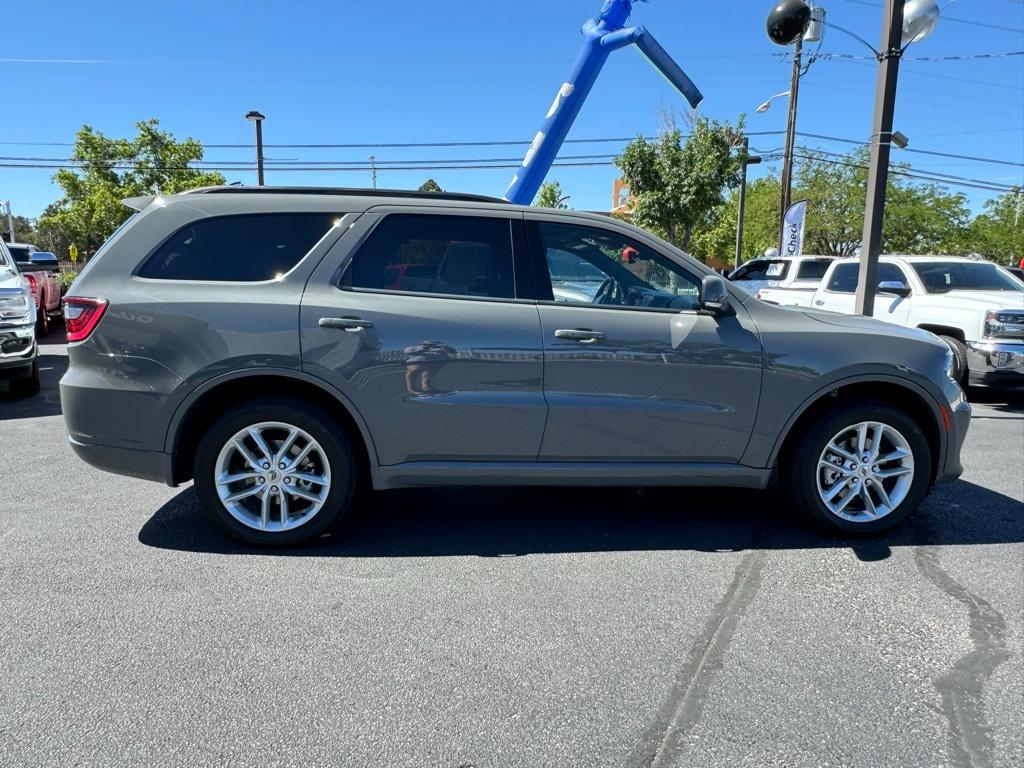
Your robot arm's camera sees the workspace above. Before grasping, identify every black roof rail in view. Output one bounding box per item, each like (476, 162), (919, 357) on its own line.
(181, 186), (510, 205)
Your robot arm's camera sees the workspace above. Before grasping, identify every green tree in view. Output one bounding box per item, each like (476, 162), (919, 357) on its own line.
(616, 113), (745, 253)
(418, 179), (443, 193)
(36, 119), (224, 254)
(690, 176), (782, 266)
(965, 189), (1023, 265)
(535, 181), (569, 208)
(2, 214), (36, 244)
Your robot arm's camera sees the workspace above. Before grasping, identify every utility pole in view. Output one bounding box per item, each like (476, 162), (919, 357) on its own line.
(3, 200), (13, 243)
(779, 36), (803, 247)
(369, 155), (378, 189)
(735, 139), (762, 270)
(854, 0), (904, 316)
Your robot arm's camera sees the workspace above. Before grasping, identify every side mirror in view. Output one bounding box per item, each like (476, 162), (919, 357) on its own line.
(877, 280), (910, 297)
(700, 275), (733, 316)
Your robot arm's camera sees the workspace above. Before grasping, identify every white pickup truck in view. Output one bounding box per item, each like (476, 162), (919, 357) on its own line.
(728, 255), (835, 296)
(758, 255), (1024, 389)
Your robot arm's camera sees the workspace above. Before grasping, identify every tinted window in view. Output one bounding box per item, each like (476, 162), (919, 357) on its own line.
(138, 213), (337, 281)
(347, 214), (516, 299)
(7, 245), (32, 263)
(828, 262), (907, 293)
(537, 222), (701, 311)
(796, 259), (832, 280)
(912, 262), (1023, 293)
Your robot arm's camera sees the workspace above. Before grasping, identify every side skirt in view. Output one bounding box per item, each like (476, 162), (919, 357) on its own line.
(372, 461), (771, 491)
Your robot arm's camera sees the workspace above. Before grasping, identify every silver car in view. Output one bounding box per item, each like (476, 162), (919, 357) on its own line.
(60, 187), (970, 545)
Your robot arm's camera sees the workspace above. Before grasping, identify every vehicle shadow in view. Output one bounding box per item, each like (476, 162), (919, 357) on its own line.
(967, 387), (1024, 414)
(0, 350), (68, 420)
(139, 480), (1023, 561)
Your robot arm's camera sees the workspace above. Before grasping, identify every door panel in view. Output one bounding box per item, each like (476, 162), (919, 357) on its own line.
(538, 304), (763, 461)
(817, 262), (912, 325)
(300, 209), (546, 465)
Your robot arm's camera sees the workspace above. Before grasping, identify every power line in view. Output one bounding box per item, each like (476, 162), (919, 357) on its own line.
(837, 0), (1024, 33)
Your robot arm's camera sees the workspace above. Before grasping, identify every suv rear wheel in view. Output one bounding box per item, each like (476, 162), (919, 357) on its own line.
(194, 398), (358, 546)
(784, 402), (932, 534)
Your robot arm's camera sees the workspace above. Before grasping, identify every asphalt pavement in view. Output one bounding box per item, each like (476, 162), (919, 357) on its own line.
(1, 330), (1021, 768)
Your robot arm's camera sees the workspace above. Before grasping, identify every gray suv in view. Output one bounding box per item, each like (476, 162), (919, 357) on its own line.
(61, 187), (970, 545)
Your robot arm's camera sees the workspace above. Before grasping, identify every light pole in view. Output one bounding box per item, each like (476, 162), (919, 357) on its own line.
(245, 110), (266, 186)
(855, 0), (938, 315)
(3, 200), (13, 243)
(755, 90), (791, 114)
(735, 139), (762, 270)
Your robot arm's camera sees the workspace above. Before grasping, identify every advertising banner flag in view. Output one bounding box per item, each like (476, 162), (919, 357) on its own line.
(782, 200), (808, 258)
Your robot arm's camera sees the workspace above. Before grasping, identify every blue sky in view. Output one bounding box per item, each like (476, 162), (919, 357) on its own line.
(2, 0), (1022, 219)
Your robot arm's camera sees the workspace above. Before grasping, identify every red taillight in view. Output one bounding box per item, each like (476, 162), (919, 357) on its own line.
(23, 272), (38, 302)
(64, 297), (108, 342)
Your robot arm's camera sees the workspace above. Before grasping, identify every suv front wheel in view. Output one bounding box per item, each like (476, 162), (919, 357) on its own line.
(784, 402), (932, 534)
(194, 399), (358, 546)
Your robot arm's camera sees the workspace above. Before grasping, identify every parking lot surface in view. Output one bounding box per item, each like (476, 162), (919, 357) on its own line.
(2, 332), (1022, 767)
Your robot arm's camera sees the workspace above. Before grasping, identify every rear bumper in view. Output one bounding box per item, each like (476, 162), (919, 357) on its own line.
(967, 340), (1024, 389)
(68, 435), (175, 486)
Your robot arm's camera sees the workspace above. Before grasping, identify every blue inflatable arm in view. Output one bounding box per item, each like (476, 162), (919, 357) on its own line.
(504, 1), (703, 206)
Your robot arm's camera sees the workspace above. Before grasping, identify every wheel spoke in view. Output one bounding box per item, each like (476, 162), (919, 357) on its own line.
(869, 478), (892, 510)
(274, 428), (299, 465)
(284, 484), (324, 504)
(260, 488), (272, 529)
(289, 472), (329, 487)
(279, 489), (290, 528)
(859, 484), (877, 518)
(877, 447), (910, 464)
(856, 423), (868, 456)
(819, 459), (853, 476)
(248, 428), (274, 465)
(823, 481), (849, 503)
(834, 482), (860, 514)
(217, 471), (261, 487)
(868, 424), (883, 461)
(826, 441), (859, 465)
(232, 438), (262, 470)
(224, 484), (263, 504)
(874, 465), (912, 479)
(284, 441), (315, 471)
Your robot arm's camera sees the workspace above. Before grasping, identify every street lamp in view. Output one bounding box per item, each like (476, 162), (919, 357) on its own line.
(245, 110), (266, 186)
(756, 91), (790, 113)
(854, 0), (938, 316)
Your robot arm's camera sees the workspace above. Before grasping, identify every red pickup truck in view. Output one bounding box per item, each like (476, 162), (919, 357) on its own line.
(7, 243), (63, 337)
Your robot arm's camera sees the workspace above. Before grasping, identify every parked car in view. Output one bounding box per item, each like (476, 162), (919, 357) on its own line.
(0, 240), (39, 396)
(61, 187), (969, 546)
(758, 256), (1024, 390)
(728, 255), (835, 296)
(7, 243), (62, 336)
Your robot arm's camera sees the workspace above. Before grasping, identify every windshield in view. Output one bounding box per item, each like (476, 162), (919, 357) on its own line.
(7, 245), (32, 263)
(912, 262), (1024, 294)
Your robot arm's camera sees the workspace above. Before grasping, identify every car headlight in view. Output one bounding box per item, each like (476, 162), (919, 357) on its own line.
(0, 288), (32, 323)
(984, 310), (1024, 339)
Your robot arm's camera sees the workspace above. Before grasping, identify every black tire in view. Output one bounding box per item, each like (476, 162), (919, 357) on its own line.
(9, 360), (40, 398)
(35, 301), (49, 338)
(938, 335), (968, 388)
(783, 401), (932, 535)
(193, 398), (359, 547)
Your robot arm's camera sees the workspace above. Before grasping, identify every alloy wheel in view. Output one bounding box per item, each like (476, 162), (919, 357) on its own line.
(815, 421), (915, 523)
(213, 421), (332, 533)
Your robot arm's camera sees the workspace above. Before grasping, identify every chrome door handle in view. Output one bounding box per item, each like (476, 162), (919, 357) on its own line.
(319, 316), (373, 332)
(554, 328), (605, 342)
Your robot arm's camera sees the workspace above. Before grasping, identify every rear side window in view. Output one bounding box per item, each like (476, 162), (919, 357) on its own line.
(138, 213), (337, 281)
(345, 214), (515, 299)
(796, 259), (832, 280)
(827, 262), (905, 293)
